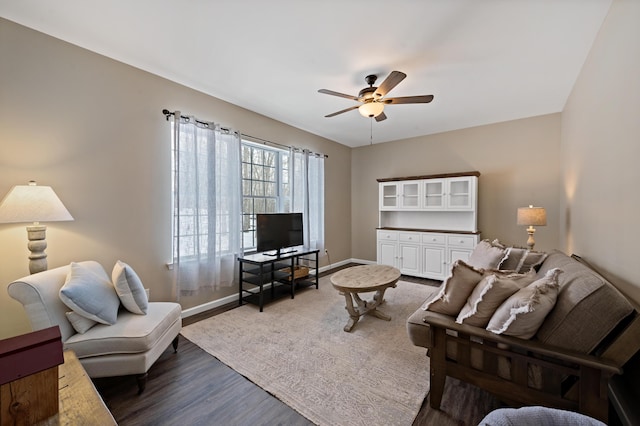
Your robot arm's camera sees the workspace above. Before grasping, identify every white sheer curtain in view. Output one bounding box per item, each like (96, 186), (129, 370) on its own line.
(171, 112), (242, 297)
(291, 149), (325, 251)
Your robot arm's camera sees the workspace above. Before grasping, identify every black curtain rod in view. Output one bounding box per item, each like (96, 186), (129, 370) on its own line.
(162, 109), (328, 158)
(162, 109), (230, 131)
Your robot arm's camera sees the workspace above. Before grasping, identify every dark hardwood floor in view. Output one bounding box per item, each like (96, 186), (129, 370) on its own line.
(94, 266), (500, 425)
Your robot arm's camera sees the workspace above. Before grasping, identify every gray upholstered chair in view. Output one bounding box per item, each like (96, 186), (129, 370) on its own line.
(479, 406), (606, 425)
(8, 260), (182, 393)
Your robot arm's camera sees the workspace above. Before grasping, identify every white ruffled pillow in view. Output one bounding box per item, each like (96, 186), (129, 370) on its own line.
(456, 269), (537, 327)
(486, 268), (562, 339)
(422, 260), (485, 316)
(59, 262), (120, 325)
(466, 239), (509, 270)
(112, 260), (148, 315)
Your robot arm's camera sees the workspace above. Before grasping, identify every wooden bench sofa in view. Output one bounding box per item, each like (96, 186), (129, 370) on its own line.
(407, 250), (640, 422)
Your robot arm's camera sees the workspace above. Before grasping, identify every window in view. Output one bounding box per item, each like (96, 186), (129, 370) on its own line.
(241, 141), (290, 251)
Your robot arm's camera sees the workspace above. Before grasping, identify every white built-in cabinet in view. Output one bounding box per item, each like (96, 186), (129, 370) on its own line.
(377, 172), (480, 280)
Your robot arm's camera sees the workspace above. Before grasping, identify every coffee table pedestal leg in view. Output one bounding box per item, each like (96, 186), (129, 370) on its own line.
(340, 286), (393, 332)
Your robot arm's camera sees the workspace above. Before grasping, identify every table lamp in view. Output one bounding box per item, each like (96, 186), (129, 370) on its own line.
(0, 181), (73, 274)
(517, 205), (546, 250)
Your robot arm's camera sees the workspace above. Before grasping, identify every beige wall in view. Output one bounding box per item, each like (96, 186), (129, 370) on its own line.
(0, 19), (351, 339)
(561, 0), (640, 304)
(351, 114), (562, 261)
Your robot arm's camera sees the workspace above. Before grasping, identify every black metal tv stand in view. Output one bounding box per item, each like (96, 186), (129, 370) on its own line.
(238, 247), (320, 312)
(263, 248), (297, 257)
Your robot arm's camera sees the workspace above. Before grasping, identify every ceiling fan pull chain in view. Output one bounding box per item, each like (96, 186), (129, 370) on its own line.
(370, 118), (373, 145)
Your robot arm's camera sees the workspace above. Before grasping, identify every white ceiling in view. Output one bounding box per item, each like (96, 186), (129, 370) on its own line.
(0, 1), (612, 148)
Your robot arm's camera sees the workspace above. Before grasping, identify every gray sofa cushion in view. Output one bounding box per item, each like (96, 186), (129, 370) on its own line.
(407, 305), (434, 348)
(535, 251), (634, 354)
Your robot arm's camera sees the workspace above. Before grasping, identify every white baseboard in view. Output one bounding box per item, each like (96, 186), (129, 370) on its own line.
(349, 258), (377, 265)
(181, 258), (375, 318)
(181, 293), (240, 318)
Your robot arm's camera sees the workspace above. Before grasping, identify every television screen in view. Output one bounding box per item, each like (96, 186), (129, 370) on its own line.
(256, 213), (303, 255)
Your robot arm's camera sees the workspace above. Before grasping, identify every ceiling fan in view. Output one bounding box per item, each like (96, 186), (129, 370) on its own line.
(318, 71), (434, 122)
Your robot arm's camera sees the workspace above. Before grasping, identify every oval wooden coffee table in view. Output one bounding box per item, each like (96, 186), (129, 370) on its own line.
(330, 264), (401, 332)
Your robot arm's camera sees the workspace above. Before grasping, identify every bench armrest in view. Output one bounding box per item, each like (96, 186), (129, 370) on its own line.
(423, 312), (621, 375)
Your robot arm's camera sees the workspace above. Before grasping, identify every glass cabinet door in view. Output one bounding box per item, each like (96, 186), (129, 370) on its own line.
(422, 179), (445, 209)
(446, 177), (473, 210)
(379, 183), (399, 209)
(400, 182), (420, 208)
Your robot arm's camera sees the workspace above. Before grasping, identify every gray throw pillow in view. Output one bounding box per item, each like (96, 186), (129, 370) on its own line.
(112, 260), (148, 315)
(59, 262), (120, 325)
(486, 268), (562, 339)
(457, 269), (537, 327)
(467, 239), (508, 269)
(422, 260), (485, 316)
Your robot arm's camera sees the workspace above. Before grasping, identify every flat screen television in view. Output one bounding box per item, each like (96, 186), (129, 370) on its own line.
(256, 213), (303, 256)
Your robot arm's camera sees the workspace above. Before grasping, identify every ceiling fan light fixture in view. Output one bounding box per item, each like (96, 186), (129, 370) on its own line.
(358, 102), (384, 118)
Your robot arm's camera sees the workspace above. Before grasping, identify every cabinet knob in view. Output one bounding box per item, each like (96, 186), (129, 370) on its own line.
(432, 238), (436, 241)
(460, 240), (464, 243)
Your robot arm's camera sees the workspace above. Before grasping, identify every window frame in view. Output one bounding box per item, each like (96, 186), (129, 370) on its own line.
(241, 141), (290, 252)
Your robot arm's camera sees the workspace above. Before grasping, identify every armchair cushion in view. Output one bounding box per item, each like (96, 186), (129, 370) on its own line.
(65, 302), (181, 358)
(59, 262), (120, 325)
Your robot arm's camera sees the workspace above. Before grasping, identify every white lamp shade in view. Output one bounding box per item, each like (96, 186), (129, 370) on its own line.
(358, 102), (384, 118)
(0, 183), (73, 224)
(517, 206), (546, 226)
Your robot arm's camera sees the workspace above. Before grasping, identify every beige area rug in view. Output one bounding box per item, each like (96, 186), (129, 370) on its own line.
(181, 276), (436, 426)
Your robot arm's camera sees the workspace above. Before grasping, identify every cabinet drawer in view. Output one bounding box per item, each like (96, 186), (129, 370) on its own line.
(378, 230), (398, 241)
(421, 234), (446, 245)
(399, 232), (420, 243)
(447, 235), (476, 248)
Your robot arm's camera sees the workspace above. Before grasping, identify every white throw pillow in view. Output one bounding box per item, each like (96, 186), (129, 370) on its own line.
(66, 311), (98, 334)
(486, 268), (562, 339)
(59, 262), (120, 325)
(112, 260), (148, 315)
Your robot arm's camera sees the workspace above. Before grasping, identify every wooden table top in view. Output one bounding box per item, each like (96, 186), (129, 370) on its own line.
(40, 350), (116, 425)
(330, 264), (401, 292)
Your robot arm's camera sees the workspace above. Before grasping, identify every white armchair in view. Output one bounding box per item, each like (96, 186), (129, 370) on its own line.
(7, 260), (182, 394)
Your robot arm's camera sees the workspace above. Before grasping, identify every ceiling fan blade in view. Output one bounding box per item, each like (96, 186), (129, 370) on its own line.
(383, 95), (434, 104)
(375, 112), (387, 122)
(373, 71), (406, 98)
(318, 89), (360, 101)
(324, 105), (359, 118)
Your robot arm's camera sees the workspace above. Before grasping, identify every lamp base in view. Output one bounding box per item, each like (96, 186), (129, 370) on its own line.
(26, 225), (48, 274)
(526, 226), (536, 251)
